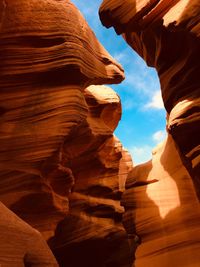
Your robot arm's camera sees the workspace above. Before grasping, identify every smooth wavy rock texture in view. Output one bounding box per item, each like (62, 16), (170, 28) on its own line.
(99, 0), (200, 266)
(99, 0), (200, 190)
(122, 135), (200, 267)
(0, 0), (128, 265)
(0, 201), (58, 266)
(50, 85), (133, 267)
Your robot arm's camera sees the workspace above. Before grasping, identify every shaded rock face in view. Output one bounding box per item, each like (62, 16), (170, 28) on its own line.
(0, 201), (58, 267)
(50, 85), (133, 267)
(0, 0), (133, 266)
(99, 1), (200, 266)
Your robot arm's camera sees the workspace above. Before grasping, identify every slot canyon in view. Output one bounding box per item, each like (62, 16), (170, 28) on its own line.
(0, 1), (200, 267)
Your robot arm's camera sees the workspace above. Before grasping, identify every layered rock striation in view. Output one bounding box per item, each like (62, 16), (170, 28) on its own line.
(51, 85), (133, 267)
(0, 202), (58, 266)
(99, 1), (200, 266)
(0, 0), (123, 235)
(0, 0), (133, 266)
(99, 0), (200, 190)
(122, 135), (200, 267)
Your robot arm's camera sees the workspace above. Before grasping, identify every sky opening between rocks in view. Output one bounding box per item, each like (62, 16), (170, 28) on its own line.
(72, 0), (166, 165)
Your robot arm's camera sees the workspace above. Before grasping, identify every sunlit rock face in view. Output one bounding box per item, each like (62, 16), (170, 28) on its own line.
(122, 135), (200, 267)
(99, 0), (200, 193)
(0, 0), (131, 265)
(99, 0), (200, 266)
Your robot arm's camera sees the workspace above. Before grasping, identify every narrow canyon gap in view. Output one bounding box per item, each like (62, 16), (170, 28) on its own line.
(0, 1), (200, 267)
(72, 0), (166, 166)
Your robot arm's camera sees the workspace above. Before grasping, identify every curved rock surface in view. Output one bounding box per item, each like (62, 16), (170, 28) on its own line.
(122, 135), (200, 267)
(100, 0), (200, 190)
(0, 201), (58, 266)
(0, 0), (133, 266)
(50, 85), (133, 267)
(99, 0), (200, 266)
(0, 0), (124, 235)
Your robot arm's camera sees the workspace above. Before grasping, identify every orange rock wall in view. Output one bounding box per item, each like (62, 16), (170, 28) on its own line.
(51, 85), (133, 267)
(0, 202), (58, 266)
(0, 1), (132, 266)
(99, 0), (200, 187)
(99, 0), (200, 266)
(122, 135), (200, 267)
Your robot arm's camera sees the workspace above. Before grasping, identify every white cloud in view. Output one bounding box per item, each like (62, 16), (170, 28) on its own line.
(113, 48), (132, 65)
(120, 62), (162, 108)
(123, 98), (136, 110)
(145, 90), (164, 109)
(114, 51), (127, 63)
(129, 145), (153, 166)
(152, 130), (166, 143)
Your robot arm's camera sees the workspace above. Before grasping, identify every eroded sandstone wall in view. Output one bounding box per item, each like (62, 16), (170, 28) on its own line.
(0, 0), (132, 266)
(0, 201), (58, 266)
(50, 85), (133, 267)
(99, 0), (200, 266)
(99, 0), (200, 189)
(122, 134), (200, 267)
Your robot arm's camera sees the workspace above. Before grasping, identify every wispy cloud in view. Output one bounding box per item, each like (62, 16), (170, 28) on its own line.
(113, 48), (133, 65)
(129, 129), (166, 165)
(114, 51), (127, 63)
(144, 90), (164, 110)
(129, 145), (153, 165)
(152, 130), (166, 143)
(125, 62), (160, 95)
(114, 50), (161, 105)
(123, 98), (136, 110)
(71, 1), (166, 169)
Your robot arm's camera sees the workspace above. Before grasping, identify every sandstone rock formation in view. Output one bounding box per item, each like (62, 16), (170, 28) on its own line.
(122, 134), (200, 267)
(50, 85), (133, 267)
(99, 0), (200, 190)
(99, 0), (200, 266)
(0, 0), (133, 266)
(0, 0), (123, 234)
(0, 201), (58, 266)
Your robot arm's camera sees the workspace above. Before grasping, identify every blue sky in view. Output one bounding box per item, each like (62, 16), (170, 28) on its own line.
(71, 0), (166, 165)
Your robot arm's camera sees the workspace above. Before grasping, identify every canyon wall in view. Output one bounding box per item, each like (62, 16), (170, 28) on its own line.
(1, 0), (199, 266)
(99, 0), (200, 266)
(0, 0), (132, 266)
(122, 135), (200, 267)
(0, 201), (58, 266)
(50, 85), (133, 267)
